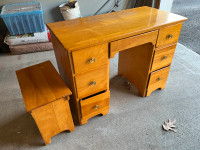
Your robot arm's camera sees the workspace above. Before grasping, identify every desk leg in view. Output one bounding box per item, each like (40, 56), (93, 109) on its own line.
(118, 43), (154, 97)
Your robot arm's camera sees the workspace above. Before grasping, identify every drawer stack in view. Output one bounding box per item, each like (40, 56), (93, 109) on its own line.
(146, 23), (183, 96)
(71, 44), (110, 124)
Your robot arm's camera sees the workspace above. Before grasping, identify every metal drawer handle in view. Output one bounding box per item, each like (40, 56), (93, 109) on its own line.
(93, 105), (99, 109)
(167, 34), (173, 39)
(162, 56), (167, 60)
(90, 80), (96, 86)
(89, 57), (95, 63)
(157, 77), (162, 81)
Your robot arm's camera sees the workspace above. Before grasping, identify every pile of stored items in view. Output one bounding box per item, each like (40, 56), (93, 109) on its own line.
(4, 26), (52, 54)
(0, 1), (53, 54)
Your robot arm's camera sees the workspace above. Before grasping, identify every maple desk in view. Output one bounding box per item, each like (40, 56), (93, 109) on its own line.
(47, 6), (187, 125)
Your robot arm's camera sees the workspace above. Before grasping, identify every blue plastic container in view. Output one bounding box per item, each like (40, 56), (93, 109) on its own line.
(0, 1), (45, 35)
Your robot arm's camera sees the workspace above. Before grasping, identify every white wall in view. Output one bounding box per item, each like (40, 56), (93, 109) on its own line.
(159, 0), (174, 12)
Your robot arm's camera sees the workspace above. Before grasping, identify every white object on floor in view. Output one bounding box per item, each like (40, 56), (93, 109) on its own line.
(162, 119), (177, 132)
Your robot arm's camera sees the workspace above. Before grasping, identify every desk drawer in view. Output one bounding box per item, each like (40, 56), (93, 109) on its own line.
(147, 66), (170, 96)
(75, 65), (108, 99)
(151, 44), (176, 72)
(72, 44), (108, 74)
(156, 23), (182, 48)
(110, 30), (158, 58)
(80, 91), (110, 121)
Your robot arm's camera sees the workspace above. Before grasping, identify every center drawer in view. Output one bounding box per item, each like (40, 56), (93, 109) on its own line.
(80, 91), (110, 121)
(75, 65), (108, 99)
(110, 30), (158, 58)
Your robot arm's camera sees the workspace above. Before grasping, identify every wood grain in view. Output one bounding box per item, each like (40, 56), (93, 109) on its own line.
(72, 44), (108, 74)
(156, 23), (183, 48)
(75, 65), (108, 99)
(110, 30), (158, 58)
(16, 61), (72, 112)
(146, 66), (170, 96)
(80, 91), (110, 125)
(118, 43), (155, 97)
(31, 98), (74, 145)
(16, 61), (74, 145)
(47, 6), (187, 51)
(51, 33), (82, 124)
(151, 44), (177, 72)
(48, 7), (187, 125)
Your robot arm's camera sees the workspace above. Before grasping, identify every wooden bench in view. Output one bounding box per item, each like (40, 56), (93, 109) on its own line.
(16, 60), (75, 145)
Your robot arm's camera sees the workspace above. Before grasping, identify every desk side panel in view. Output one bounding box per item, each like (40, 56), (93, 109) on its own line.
(51, 32), (81, 124)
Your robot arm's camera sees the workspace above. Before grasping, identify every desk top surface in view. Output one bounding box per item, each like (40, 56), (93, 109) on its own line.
(47, 6), (187, 51)
(16, 61), (72, 112)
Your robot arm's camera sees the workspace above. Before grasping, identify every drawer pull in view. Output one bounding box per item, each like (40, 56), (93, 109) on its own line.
(89, 57), (95, 63)
(90, 80), (96, 86)
(167, 34), (173, 39)
(93, 105), (99, 109)
(162, 56), (167, 60)
(157, 77), (162, 81)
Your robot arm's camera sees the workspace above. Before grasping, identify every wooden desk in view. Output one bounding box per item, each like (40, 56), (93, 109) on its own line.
(47, 6), (187, 125)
